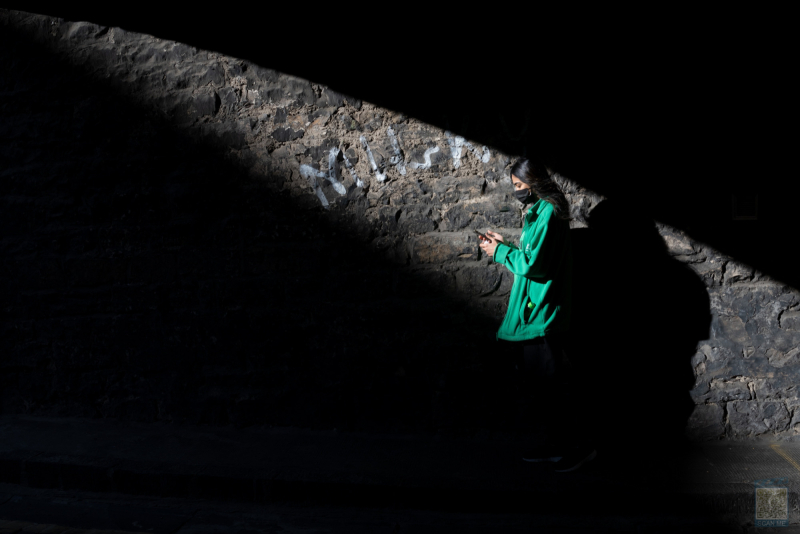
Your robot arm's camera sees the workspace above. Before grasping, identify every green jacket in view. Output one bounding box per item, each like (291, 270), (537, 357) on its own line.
(493, 198), (573, 341)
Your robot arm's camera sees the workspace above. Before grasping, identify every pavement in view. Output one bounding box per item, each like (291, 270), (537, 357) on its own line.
(1, 415), (800, 533)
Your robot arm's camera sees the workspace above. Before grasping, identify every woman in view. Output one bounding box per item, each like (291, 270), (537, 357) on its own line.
(478, 158), (596, 473)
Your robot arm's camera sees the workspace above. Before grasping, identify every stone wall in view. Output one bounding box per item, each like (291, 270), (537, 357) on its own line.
(659, 226), (800, 440)
(2, 9), (799, 441)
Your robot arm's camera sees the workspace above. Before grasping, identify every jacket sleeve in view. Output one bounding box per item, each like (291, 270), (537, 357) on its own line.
(493, 211), (563, 280)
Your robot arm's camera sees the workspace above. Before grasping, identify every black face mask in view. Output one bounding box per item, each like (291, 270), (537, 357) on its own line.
(514, 188), (534, 204)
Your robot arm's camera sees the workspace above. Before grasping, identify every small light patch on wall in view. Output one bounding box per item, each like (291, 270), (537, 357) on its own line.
(732, 194), (758, 220)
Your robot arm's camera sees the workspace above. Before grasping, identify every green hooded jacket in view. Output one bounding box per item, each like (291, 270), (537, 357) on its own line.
(492, 198), (573, 341)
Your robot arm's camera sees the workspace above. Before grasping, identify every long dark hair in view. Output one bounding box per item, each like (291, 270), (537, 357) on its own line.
(510, 159), (572, 221)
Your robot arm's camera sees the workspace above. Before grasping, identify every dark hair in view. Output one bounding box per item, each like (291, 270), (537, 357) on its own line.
(510, 159), (572, 221)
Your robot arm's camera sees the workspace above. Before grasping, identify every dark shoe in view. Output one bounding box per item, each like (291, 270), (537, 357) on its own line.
(552, 445), (597, 472)
(522, 444), (563, 462)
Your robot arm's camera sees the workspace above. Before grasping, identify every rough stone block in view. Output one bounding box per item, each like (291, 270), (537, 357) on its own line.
(195, 64), (225, 87)
(729, 400), (791, 436)
(704, 377), (752, 403)
(689, 260), (724, 287)
(454, 265), (502, 296)
(245, 89), (262, 106)
(662, 233), (695, 255)
(703, 357), (737, 380)
(320, 88), (361, 109)
(410, 232), (477, 264)
(689, 381), (710, 403)
(165, 68), (191, 90)
(271, 127), (304, 143)
(64, 21), (96, 41)
(780, 311), (800, 331)
(690, 350), (705, 368)
(684, 403), (724, 440)
(432, 175), (485, 203)
(479, 202), (520, 228)
(309, 108), (333, 130)
(191, 90), (219, 118)
(303, 138), (340, 163)
(441, 204), (473, 230)
(786, 398), (800, 429)
(753, 377), (798, 400)
(241, 62), (277, 88)
(767, 347), (800, 368)
(566, 194), (595, 227)
(316, 88), (344, 108)
(263, 78), (315, 107)
(717, 315), (751, 346)
(765, 329), (800, 353)
(397, 207), (435, 235)
(335, 113), (361, 133)
(724, 261), (754, 284)
(373, 205), (400, 235)
(397, 188), (428, 206)
(216, 86), (237, 106)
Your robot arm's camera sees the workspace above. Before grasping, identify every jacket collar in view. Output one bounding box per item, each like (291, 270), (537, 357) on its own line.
(525, 198), (545, 221)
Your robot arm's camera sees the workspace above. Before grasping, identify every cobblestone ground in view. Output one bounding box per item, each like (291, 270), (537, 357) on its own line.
(0, 482), (765, 534)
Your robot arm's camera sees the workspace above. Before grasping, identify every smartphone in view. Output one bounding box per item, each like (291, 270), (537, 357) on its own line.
(474, 229), (488, 240)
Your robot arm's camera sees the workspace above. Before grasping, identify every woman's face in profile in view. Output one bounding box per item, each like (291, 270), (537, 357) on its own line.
(511, 174), (531, 191)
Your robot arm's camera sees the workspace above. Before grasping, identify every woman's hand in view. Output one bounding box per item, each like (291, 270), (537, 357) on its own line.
(479, 230), (504, 259)
(486, 230), (504, 244)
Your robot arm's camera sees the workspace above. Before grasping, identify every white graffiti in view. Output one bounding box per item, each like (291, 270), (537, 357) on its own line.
(299, 163), (346, 209)
(386, 126), (406, 176)
(330, 146), (363, 188)
(445, 130), (491, 169)
(359, 135), (387, 182)
(302, 125), (491, 207)
(408, 146), (440, 170)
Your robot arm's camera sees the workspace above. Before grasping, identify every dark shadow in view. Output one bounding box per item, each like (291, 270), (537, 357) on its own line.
(0, 20), (736, 531)
(0, 17), (514, 438)
(568, 197), (712, 471)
